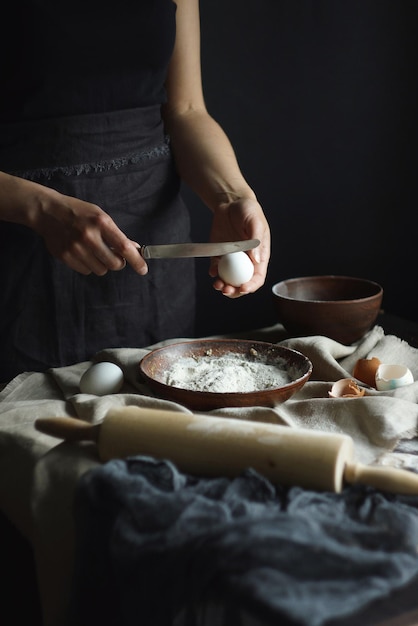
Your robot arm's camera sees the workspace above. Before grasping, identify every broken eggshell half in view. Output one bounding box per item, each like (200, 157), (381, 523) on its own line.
(328, 378), (366, 398)
(353, 357), (381, 388)
(375, 363), (414, 391)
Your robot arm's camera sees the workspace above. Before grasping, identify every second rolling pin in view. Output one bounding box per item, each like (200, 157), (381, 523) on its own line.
(35, 406), (418, 495)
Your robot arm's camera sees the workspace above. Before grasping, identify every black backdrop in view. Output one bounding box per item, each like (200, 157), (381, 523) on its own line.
(184, 0), (418, 337)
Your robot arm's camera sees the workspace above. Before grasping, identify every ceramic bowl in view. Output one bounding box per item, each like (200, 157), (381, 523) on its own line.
(139, 339), (312, 411)
(272, 275), (383, 345)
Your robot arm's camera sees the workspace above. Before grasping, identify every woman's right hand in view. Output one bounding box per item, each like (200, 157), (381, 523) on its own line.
(0, 172), (148, 276)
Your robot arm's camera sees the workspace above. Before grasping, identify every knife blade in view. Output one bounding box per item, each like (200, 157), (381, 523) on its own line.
(138, 239), (260, 260)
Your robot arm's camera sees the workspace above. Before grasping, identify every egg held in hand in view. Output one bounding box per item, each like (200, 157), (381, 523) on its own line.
(218, 251), (254, 287)
(79, 361), (124, 396)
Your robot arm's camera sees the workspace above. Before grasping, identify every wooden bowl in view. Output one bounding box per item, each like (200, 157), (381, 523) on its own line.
(272, 275), (383, 345)
(139, 339), (312, 411)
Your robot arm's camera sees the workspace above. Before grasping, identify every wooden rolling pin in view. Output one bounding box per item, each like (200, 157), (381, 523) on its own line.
(35, 406), (418, 495)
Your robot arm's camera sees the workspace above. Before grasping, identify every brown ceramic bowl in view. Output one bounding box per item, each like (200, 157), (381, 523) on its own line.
(139, 339), (312, 411)
(272, 275), (383, 345)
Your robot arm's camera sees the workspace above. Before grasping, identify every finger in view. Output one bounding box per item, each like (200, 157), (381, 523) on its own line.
(103, 236), (148, 275)
(245, 239), (262, 264)
(90, 237), (129, 271)
(221, 286), (245, 299)
(98, 218), (148, 275)
(124, 242), (148, 275)
(101, 246), (129, 271)
(61, 253), (95, 276)
(83, 256), (109, 276)
(59, 240), (107, 275)
(212, 278), (247, 299)
(68, 260), (93, 276)
(209, 258), (220, 278)
(240, 264), (268, 293)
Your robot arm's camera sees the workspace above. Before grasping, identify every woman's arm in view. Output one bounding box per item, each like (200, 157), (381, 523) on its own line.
(162, 0), (270, 297)
(163, 0), (254, 210)
(0, 171), (147, 276)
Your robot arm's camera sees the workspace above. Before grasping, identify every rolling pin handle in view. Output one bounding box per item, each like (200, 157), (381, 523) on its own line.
(344, 462), (418, 496)
(35, 416), (100, 443)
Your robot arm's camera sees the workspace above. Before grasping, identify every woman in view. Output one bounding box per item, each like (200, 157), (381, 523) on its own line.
(0, 0), (270, 382)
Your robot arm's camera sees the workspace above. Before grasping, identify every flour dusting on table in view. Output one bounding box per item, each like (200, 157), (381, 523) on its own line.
(163, 352), (292, 393)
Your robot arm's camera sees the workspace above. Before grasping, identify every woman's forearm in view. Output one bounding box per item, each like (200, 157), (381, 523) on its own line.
(0, 171), (43, 225)
(162, 106), (257, 212)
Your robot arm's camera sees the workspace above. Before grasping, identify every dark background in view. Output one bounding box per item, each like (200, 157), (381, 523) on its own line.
(184, 0), (418, 338)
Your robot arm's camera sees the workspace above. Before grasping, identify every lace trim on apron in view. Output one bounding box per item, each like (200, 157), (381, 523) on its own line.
(11, 137), (171, 181)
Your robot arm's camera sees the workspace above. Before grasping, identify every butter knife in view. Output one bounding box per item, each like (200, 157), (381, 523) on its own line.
(138, 239), (260, 260)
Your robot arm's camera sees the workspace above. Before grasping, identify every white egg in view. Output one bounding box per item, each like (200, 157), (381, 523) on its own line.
(218, 251), (254, 287)
(79, 361), (124, 396)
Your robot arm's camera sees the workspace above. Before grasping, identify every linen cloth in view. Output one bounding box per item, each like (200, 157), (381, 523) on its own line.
(1, 324), (418, 626)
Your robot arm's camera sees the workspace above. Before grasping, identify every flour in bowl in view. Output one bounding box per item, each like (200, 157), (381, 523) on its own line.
(163, 352), (291, 393)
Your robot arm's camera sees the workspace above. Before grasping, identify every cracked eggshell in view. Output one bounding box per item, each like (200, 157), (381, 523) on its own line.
(328, 378), (366, 398)
(353, 357), (381, 388)
(375, 363), (414, 391)
(218, 251), (254, 287)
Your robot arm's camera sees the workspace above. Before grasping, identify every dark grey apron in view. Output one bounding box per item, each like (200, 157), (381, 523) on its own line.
(0, 105), (196, 381)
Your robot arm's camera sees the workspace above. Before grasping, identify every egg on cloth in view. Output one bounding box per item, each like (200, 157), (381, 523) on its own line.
(218, 251), (254, 287)
(79, 361), (124, 396)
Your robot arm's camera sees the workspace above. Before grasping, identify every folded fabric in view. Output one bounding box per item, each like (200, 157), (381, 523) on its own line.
(68, 456), (418, 626)
(1, 323), (418, 626)
(2, 325), (417, 471)
(49, 324), (418, 465)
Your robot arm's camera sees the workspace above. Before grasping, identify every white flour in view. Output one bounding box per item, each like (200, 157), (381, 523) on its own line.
(164, 352), (292, 393)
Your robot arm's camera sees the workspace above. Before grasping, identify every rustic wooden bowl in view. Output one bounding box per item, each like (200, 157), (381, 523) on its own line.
(139, 339), (312, 411)
(272, 275), (383, 345)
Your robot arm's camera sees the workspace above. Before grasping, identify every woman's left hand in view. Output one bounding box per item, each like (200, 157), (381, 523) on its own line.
(209, 196), (271, 298)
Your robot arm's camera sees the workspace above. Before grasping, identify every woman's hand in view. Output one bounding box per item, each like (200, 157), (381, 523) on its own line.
(209, 196), (271, 298)
(0, 172), (148, 276)
(32, 191), (149, 276)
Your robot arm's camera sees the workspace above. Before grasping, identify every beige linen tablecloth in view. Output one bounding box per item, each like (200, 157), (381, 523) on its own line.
(1, 324), (418, 626)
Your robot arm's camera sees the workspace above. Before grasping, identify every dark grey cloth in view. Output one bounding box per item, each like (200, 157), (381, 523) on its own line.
(69, 457), (418, 626)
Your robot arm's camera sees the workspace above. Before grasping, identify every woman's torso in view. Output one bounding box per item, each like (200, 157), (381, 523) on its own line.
(0, 0), (197, 381)
(0, 0), (177, 121)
